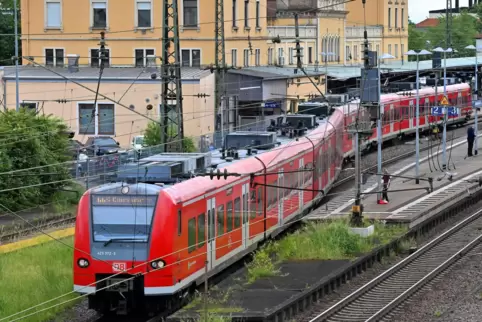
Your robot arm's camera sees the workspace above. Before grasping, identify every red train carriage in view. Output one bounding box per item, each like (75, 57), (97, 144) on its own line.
(73, 83), (472, 315)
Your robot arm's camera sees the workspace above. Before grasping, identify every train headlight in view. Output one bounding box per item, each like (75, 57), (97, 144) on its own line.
(150, 260), (166, 269)
(77, 258), (90, 268)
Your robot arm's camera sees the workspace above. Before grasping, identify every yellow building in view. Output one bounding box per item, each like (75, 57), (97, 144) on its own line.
(20, 0), (271, 68)
(1, 66), (215, 148)
(346, 0), (408, 64)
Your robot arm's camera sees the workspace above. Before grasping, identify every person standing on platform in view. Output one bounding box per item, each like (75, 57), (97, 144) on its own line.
(467, 125), (475, 157)
(382, 169), (391, 203)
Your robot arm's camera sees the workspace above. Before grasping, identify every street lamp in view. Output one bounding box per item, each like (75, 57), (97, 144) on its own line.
(465, 44), (481, 156)
(321, 52), (335, 94)
(405, 49), (432, 184)
(377, 53), (395, 202)
(433, 47), (454, 169)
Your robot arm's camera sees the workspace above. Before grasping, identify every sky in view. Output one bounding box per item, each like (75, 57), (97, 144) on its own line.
(409, 0), (471, 23)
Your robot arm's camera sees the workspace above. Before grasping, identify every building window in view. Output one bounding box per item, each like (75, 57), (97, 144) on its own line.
(136, 0), (152, 28)
(395, 44), (398, 58)
(244, 0), (249, 28)
(401, 8), (405, 28)
(388, 7), (391, 28)
(231, 49), (237, 67)
(243, 49), (249, 67)
(278, 47), (283, 65)
(395, 8), (398, 28)
(354, 45), (358, 60)
(181, 49), (201, 67)
(90, 48), (110, 68)
(135, 49), (155, 67)
(183, 0), (198, 27)
(45, 0), (61, 29)
(78, 102), (115, 135)
(232, 0), (237, 28)
(268, 48), (273, 65)
(45, 48), (64, 67)
(92, 1), (107, 29)
(308, 47), (313, 64)
(376, 44), (380, 57)
(401, 44), (404, 61)
(346, 45), (350, 60)
(388, 44), (392, 55)
(255, 49), (260, 66)
(256, 0), (260, 28)
(20, 102), (37, 111)
(289, 48), (294, 65)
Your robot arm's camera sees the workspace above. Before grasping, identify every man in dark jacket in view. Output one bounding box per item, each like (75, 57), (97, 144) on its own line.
(467, 126), (475, 157)
(382, 169), (391, 203)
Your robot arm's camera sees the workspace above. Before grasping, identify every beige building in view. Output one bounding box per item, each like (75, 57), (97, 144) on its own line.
(1, 66), (215, 148)
(346, 0), (408, 64)
(20, 0), (271, 68)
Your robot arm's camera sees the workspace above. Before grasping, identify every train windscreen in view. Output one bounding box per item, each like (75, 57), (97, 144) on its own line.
(298, 103), (330, 117)
(91, 194), (157, 243)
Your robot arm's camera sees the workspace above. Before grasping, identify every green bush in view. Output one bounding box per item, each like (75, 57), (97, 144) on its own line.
(144, 122), (197, 152)
(0, 109), (72, 211)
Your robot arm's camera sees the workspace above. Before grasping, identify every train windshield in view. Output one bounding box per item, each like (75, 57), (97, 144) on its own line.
(91, 195), (157, 243)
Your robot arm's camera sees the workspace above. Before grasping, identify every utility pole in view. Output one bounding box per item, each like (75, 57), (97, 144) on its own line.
(161, 0), (184, 152)
(214, 0), (227, 148)
(442, 49), (448, 169)
(446, 0), (453, 50)
(14, 0), (19, 112)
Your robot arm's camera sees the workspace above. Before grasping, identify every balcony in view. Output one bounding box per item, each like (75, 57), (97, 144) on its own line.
(267, 25), (317, 39)
(345, 26), (383, 39)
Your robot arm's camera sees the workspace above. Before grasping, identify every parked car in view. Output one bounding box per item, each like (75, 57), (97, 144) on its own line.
(84, 136), (121, 156)
(131, 135), (145, 151)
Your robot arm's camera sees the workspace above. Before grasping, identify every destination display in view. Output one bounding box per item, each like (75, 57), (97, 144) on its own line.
(92, 195), (158, 206)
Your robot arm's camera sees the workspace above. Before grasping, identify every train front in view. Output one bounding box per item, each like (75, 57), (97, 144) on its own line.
(73, 182), (171, 315)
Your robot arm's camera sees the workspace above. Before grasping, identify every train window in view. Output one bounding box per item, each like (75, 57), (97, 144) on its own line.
(217, 205), (225, 237)
(257, 187), (263, 216)
(177, 210), (182, 236)
(250, 190), (257, 220)
(234, 197), (241, 229)
(188, 218), (196, 253)
(198, 213), (205, 248)
(227, 201), (233, 232)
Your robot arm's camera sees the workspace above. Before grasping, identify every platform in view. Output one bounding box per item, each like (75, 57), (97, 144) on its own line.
(305, 135), (482, 226)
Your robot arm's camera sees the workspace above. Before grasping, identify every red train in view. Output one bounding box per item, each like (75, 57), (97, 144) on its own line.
(73, 83), (472, 315)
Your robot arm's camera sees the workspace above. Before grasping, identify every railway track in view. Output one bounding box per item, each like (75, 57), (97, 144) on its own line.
(304, 206), (482, 322)
(0, 216), (76, 244)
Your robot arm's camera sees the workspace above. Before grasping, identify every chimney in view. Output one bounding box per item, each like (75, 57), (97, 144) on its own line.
(67, 54), (79, 73)
(146, 55), (157, 73)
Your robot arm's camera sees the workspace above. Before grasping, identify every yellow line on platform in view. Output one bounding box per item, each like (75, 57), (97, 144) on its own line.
(0, 227), (75, 254)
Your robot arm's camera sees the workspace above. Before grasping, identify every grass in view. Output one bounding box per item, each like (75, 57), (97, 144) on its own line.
(183, 286), (243, 314)
(0, 236), (76, 322)
(247, 219), (408, 283)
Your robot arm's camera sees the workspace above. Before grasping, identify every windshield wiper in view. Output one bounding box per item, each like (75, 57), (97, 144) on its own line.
(103, 238), (145, 247)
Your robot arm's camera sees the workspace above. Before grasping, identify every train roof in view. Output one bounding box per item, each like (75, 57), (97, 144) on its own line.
(164, 108), (345, 204)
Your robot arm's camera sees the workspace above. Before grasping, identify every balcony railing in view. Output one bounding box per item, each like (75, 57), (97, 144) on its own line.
(267, 25), (317, 39)
(345, 26), (383, 39)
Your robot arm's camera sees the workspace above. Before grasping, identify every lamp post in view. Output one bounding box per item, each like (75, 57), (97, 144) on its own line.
(405, 49), (432, 184)
(465, 44), (480, 156)
(321, 52), (335, 94)
(433, 47), (453, 169)
(377, 53), (395, 201)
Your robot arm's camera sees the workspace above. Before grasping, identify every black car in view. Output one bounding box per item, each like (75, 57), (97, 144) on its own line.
(84, 137), (121, 156)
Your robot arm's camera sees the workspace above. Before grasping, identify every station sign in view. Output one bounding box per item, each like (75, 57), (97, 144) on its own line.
(263, 101), (281, 109)
(431, 106), (460, 117)
(473, 100), (482, 109)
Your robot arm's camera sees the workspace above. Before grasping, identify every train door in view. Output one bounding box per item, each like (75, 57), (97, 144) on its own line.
(299, 158), (304, 209)
(206, 198), (216, 270)
(241, 183), (249, 249)
(409, 100), (414, 129)
(278, 169), (284, 226)
(389, 104), (394, 133)
(424, 98), (430, 126)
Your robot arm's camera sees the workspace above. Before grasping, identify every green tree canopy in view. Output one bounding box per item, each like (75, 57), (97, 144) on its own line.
(143, 122), (197, 153)
(0, 109), (72, 211)
(0, 0), (20, 66)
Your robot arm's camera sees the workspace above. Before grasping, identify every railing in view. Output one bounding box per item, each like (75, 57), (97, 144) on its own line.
(267, 25), (317, 39)
(345, 26), (383, 39)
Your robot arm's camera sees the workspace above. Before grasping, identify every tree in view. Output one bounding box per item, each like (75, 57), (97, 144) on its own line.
(408, 21), (427, 61)
(0, 0), (21, 66)
(0, 109), (72, 211)
(143, 122), (197, 153)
